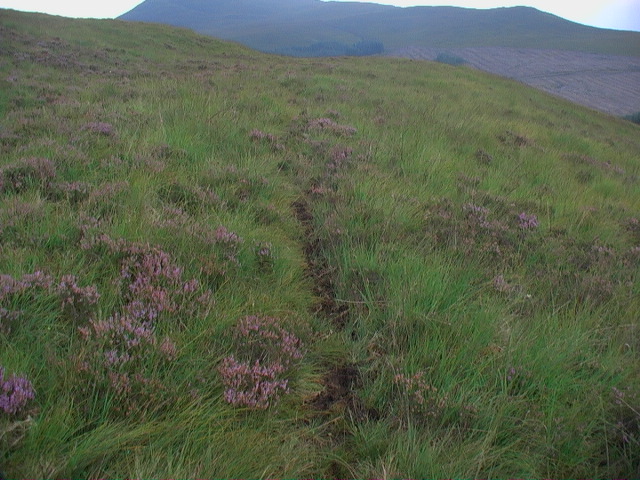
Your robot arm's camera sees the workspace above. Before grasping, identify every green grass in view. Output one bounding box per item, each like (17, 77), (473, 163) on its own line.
(1, 9), (639, 478)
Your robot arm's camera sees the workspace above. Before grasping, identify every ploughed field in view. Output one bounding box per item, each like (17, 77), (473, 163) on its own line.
(391, 47), (640, 117)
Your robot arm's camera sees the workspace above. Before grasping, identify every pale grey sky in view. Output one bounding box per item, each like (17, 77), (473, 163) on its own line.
(1, 0), (638, 31)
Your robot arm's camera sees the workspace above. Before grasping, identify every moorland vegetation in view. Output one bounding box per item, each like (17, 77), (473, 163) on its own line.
(0, 9), (639, 478)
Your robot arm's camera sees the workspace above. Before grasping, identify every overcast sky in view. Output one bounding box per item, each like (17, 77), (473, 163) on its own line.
(1, 0), (639, 31)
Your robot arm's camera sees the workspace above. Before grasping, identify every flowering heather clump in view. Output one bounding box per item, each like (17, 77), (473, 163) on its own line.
(0, 271), (54, 298)
(463, 203), (491, 229)
(48, 181), (92, 204)
(249, 129), (276, 143)
(517, 212), (539, 230)
(310, 184), (330, 196)
(579, 274), (614, 305)
(625, 217), (640, 242)
(0, 199), (44, 234)
(236, 315), (304, 363)
(592, 243), (615, 257)
(563, 153), (626, 176)
(308, 118), (357, 136)
(0, 366), (35, 416)
(214, 225), (243, 245)
(254, 241), (274, 271)
(120, 246), (181, 306)
(79, 314), (157, 362)
(85, 181), (129, 217)
(57, 275), (100, 322)
(218, 315), (304, 409)
(249, 128), (285, 150)
(83, 121), (114, 136)
(218, 356), (289, 409)
(0, 270), (102, 330)
(0, 157), (56, 194)
(394, 372), (448, 418)
(71, 233), (211, 415)
(623, 246), (640, 268)
(249, 129), (285, 151)
(328, 146), (353, 170)
(76, 313), (177, 416)
(80, 231), (211, 322)
(492, 274), (514, 293)
(609, 386), (640, 449)
(211, 225), (244, 269)
(505, 366), (533, 395)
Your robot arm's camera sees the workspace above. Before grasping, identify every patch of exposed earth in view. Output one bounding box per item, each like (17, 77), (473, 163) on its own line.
(390, 47), (640, 117)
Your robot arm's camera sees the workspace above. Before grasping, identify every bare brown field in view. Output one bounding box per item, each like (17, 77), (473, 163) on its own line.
(390, 47), (640, 117)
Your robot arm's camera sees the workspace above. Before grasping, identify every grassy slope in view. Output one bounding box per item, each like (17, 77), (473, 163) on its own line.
(1, 9), (639, 478)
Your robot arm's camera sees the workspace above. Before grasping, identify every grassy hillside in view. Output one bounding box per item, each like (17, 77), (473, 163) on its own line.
(119, 0), (640, 57)
(1, 8), (640, 478)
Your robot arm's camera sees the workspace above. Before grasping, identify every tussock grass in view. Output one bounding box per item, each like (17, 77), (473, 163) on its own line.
(1, 8), (639, 478)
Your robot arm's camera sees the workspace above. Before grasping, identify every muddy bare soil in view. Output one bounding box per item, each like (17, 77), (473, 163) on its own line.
(390, 47), (640, 117)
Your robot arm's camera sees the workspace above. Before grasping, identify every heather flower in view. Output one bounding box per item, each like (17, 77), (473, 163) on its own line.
(308, 118), (357, 136)
(463, 203), (491, 229)
(0, 366), (35, 416)
(236, 315), (304, 364)
(76, 310), (176, 416)
(505, 365), (533, 396)
(49, 181), (92, 203)
(328, 146), (353, 169)
(20, 271), (54, 289)
(0, 157), (56, 194)
(0, 271), (54, 298)
(517, 212), (539, 230)
(0, 271), (73, 331)
(0, 308), (21, 334)
(310, 184), (329, 196)
(218, 356), (289, 409)
(492, 274), (513, 293)
(214, 225), (243, 245)
(57, 275), (100, 321)
(592, 244), (615, 256)
(249, 129), (276, 143)
(81, 233), (211, 324)
(394, 371), (448, 417)
(182, 278), (200, 293)
(159, 336), (177, 360)
(219, 315), (304, 409)
(87, 181), (129, 203)
(463, 203), (489, 218)
(83, 121), (114, 136)
(623, 246), (640, 267)
(254, 242), (274, 271)
(0, 199), (44, 231)
(612, 386), (626, 406)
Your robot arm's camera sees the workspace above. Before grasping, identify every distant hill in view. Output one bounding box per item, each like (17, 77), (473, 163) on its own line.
(119, 0), (640, 57)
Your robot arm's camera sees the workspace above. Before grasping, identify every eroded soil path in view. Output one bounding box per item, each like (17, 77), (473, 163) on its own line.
(288, 131), (377, 476)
